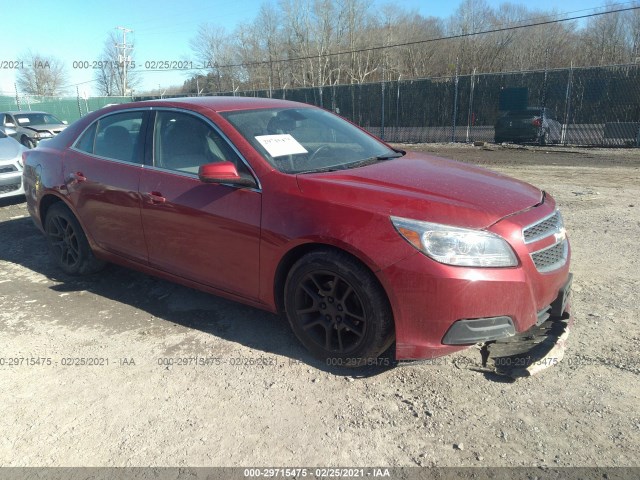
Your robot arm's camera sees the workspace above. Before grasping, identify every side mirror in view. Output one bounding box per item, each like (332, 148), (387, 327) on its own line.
(5, 122), (15, 128)
(198, 161), (256, 187)
(62, 120), (68, 125)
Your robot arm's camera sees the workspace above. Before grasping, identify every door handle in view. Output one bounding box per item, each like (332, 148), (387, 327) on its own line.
(144, 191), (166, 204)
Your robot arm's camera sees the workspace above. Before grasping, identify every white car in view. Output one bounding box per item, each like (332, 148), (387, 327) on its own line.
(0, 127), (26, 199)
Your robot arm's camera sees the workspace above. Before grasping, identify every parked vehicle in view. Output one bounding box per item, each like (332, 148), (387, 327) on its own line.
(23, 97), (572, 365)
(495, 107), (562, 145)
(1, 111), (68, 149)
(0, 126), (26, 199)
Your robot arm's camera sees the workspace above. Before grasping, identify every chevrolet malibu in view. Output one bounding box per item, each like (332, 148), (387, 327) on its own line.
(22, 97), (572, 365)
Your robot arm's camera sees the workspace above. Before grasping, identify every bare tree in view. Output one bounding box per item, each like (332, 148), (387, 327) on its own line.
(280, 0), (314, 86)
(625, 2), (640, 63)
(339, 0), (378, 83)
(233, 4), (287, 93)
(181, 0), (638, 93)
(16, 51), (68, 96)
(189, 23), (244, 93)
(580, 3), (631, 66)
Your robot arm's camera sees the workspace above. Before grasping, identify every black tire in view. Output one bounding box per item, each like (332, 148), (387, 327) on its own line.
(284, 250), (394, 366)
(44, 203), (105, 275)
(21, 136), (35, 149)
(539, 129), (549, 146)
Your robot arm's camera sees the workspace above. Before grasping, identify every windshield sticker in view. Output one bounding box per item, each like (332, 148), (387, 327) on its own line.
(255, 134), (308, 157)
(17, 118), (30, 124)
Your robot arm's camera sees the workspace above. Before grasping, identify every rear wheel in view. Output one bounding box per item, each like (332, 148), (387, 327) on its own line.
(539, 129), (550, 146)
(284, 250), (394, 366)
(44, 203), (105, 275)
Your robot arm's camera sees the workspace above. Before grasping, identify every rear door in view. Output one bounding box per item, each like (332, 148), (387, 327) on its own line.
(138, 109), (262, 299)
(64, 110), (149, 262)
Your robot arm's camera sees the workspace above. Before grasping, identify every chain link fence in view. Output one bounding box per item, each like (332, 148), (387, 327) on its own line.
(230, 63), (640, 147)
(2, 64), (638, 147)
(0, 95), (131, 124)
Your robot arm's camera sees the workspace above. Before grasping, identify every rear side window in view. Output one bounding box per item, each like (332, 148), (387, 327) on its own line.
(74, 111), (145, 163)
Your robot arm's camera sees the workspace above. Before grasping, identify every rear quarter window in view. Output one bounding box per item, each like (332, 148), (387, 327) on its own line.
(74, 122), (98, 154)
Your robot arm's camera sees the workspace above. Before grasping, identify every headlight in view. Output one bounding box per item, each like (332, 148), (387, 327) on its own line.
(391, 216), (517, 267)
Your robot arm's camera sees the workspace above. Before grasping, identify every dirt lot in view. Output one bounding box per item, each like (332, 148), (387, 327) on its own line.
(0, 143), (639, 469)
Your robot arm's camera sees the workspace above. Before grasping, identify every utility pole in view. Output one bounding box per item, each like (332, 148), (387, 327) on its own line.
(14, 83), (21, 111)
(115, 26), (133, 96)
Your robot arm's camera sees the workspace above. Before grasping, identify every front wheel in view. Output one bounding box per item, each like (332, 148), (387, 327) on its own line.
(284, 250), (394, 366)
(44, 203), (105, 275)
(21, 136), (35, 149)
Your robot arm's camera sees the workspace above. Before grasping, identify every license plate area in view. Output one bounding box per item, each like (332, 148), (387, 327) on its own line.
(550, 273), (573, 317)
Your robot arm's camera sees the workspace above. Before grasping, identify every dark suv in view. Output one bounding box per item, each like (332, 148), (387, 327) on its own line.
(494, 107), (561, 145)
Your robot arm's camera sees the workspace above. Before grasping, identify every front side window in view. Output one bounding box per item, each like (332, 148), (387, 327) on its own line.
(153, 110), (246, 175)
(74, 111), (145, 163)
(221, 107), (399, 174)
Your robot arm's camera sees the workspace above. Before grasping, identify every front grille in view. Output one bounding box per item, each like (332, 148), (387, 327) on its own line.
(0, 182), (21, 194)
(523, 211), (562, 243)
(0, 165), (17, 174)
(531, 240), (568, 273)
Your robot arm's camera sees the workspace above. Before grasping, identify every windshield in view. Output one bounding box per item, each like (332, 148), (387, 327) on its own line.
(221, 107), (400, 174)
(14, 113), (64, 125)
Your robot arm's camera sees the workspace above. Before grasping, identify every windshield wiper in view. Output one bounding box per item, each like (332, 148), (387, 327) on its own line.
(343, 151), (405, 169)
(298, 151), (404, 174)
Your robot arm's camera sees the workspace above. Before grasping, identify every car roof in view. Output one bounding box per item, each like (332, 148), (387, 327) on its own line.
(1, 111), (51, 115)
(105, 96), (315, 113)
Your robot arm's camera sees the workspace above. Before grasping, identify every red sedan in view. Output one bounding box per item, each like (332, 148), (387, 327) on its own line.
(22, 97), (571, 366)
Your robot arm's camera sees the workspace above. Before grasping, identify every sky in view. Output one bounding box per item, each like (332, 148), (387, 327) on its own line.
(0, 0), (616, 97)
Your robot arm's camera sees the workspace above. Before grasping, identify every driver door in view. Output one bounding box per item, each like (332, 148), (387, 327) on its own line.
(139, 110), (262, 300)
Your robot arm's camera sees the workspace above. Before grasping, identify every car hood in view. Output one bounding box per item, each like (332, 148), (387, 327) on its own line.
(296, 152), (543, 229)
(22, 123), (67, 133)
(0, 137), (25, 161)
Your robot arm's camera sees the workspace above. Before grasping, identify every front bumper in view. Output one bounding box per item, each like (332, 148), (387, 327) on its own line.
(379, 203), (571, 361)
(442, 273), (572, 345)
(0, 165), (24, 199)
(495, 127), (540, 143)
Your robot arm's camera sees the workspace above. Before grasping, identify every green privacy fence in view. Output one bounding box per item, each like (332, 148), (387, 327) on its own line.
(0, 95), (132, 124)
(3, 64), (639, 146)
(219, 63), (640, 147)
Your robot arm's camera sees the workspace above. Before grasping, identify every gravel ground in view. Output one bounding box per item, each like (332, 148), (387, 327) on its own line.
(0, 143), (638, 468)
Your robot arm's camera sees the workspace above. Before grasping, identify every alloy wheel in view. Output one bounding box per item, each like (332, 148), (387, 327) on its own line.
(293, 270), (367, 353)
(46, 214), (81, 269)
